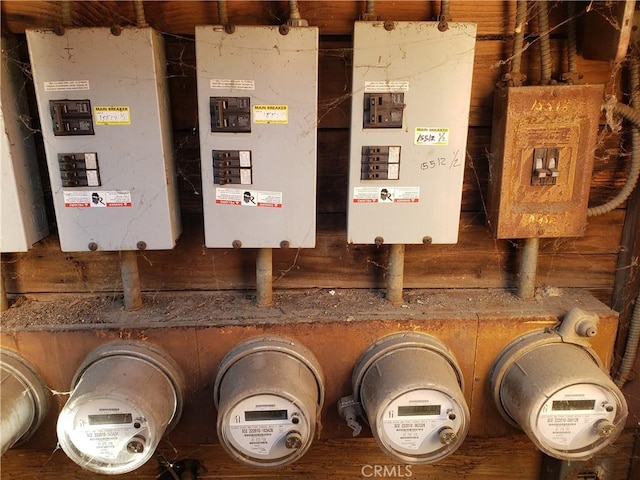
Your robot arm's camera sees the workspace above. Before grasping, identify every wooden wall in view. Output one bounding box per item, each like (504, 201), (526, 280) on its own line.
(1, 1), (639, 479)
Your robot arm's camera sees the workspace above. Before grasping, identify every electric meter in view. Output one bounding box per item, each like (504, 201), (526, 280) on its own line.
(57, 342), (184, 474)
(339, 332), (470, 464)
(490, 308), (628, 460)
(0, 349), (50, 455)
(214, 337), (324, 467)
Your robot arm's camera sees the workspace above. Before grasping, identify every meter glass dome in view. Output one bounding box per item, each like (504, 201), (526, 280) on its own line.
(56, 343), (183, 475)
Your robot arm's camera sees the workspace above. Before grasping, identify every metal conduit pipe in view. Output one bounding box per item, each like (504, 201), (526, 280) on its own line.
(120, 251), (143, 311)
(218, 0), (228, 25)
(289, 0), (302, 20)
(386, 244), (405, 305)
(438, 0), (450, 31)
(517, 237), (539, 299)
(365, 0), (376, 17)
(590, 56), (640, 216)
(1, 275), (8, 312)
(256, 248), (273, 307)
(61, 0), (72, 26)
(134, 0), (148, 27)
(511, 0), (527, 76)
(616, 292), (640, 387)
(536, 0), (552, 85)
(566, 1), (578, 74)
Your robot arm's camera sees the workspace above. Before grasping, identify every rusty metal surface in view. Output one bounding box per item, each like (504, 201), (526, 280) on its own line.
(488, 84), (605, 239)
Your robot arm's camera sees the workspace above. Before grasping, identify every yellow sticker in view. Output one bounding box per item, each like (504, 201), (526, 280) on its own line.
(253, 105), (288, 124)
(414, 127), (449, 146)
(94, 106), (131, 125)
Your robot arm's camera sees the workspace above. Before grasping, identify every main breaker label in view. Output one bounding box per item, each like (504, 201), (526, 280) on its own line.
(63, 191), (132, 208)
(364, 81), (410, 93)
(353, 187), (420, 203)
(44, 80), (90, 91)
(94, 106), (131, 125)
(414, 127), (449, 146)
(253, 105), (288, 124)
(210, 79), (255, 90)
(216, 188), (283, 208)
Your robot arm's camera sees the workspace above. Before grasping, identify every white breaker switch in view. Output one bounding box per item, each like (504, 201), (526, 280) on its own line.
(195, 25), (319, 248)
(347, 21), (477, 245)
(26, 27), (181, 252)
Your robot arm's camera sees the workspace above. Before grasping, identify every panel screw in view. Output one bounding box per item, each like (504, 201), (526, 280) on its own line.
(110, 25), (122, 36)
(232, 240), (242, 249)
(279, 24), (290, 35)
(225, 24), (236, 34)
(136, 241), (147, 251)
(280, 240), (290, 249)
(88, 242), (98, 251)
(423, 236), (433, 245)
(54, 25), (65, 36)
(374, 236), (384, 246)
(384, 21), (394, 31)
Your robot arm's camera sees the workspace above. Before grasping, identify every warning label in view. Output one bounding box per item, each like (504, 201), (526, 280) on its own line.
(352, 187), (420, 204)
(215, 188), (283, 208)
(63, 191), (132, 208)
(44, 80), (90, 91)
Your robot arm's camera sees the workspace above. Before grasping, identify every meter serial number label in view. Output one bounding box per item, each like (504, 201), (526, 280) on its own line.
(230, 423), (289, 455)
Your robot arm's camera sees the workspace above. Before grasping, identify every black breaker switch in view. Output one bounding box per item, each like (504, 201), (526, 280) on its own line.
(213, 150), (252, 185)
(210, 97), (251, 133)
(50, 100), (94, 136)
(361, 146), (401, 180)
(58, 152), (101, 187)
(363, 93), (405, 128)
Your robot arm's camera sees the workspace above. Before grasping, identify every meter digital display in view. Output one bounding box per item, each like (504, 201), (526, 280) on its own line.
(341, 332), (470, 464)
(214, 337), (324, 468)
(57, 342), (184, 474)
(490, 309), (628, 461)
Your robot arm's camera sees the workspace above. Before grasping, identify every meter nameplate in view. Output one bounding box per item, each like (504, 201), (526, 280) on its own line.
(226, 394), (308, 460)
(381, 389), (461, 455)
(65, 398), (147, 462)
(537, 384), (617, 450)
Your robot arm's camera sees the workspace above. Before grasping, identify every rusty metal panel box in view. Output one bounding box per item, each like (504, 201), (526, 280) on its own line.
(195, 26), (318, 249)
(487, 84), (604, 239)
(26, 27), (181, 252)
(347, 21), (477, 245)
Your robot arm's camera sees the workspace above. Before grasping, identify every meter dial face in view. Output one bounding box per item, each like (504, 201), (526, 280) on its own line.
(224, 394), (310, 463)
(535, 383), (619, 452)
(58, 397), (152, 472)
(378, 389), (463, 456)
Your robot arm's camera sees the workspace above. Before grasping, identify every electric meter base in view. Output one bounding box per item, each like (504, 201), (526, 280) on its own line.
(490, 308), (628, 460)
(57, 342), (184, 474)
(0, 349), (50, 455)
(342, 332), (470, 464)
(214, 337), (324, 468)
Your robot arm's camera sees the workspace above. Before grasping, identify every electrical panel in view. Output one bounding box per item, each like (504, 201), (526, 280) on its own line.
(347, 21), (477, 245)
(26, 27), (180, 252)
(488, 84), (604, 239)
(339, 333), (469, 464)
(1, 37), (49, 252)
(57, 342), (184, 474)
(195, 25), (318, 248)
(214, 337), (324, 467)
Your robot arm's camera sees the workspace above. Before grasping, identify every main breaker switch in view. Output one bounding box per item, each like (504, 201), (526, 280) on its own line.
(363, 93), (405, 128)
(210, 97), (251, 133)
(532, 148), (560, 186)
(49, 100), (94, 136)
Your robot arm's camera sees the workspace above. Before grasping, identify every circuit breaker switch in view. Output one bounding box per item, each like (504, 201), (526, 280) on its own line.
(531, 148), (560, 186)
(210, 97), (251, 133)
(58, 152), (101, 187)
(361, 146), (400, 180)
(213, 150), (252, 185)
(363, 93), (405, 128)
(49, 100), (94, 136)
